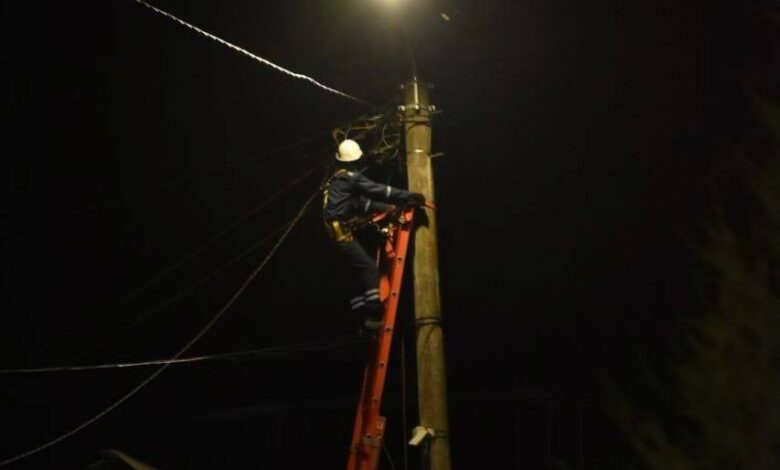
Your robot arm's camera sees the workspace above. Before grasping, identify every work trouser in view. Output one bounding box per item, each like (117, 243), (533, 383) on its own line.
(333, 239), (382, 314)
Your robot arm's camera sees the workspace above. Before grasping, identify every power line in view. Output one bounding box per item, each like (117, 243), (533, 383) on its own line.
(399, 12), (419, 81)
(45, 162), (324, 358)
(131, 0), (374, 107)
(0, 335), (363, 374)
(66, 106), (390, 215)
(384, 443), (399, 470)
(86, 218), (290, 352)
(107, 162), (322, 310)
(50, 108), (394, 360)
(0, 187), (319, 468)
(100, 164), (320, 333)
(68, 132), (330, 215)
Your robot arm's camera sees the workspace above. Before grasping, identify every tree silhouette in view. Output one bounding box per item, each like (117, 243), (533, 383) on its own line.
(611, 2), (780, 461)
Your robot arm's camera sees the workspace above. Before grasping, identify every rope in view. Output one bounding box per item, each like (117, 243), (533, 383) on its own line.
(0, 335), (363, 374)
(0, 188), (319, 467)
(131, 0), (374, 107)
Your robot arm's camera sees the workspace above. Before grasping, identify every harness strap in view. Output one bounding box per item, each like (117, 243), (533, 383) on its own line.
(322, 169), (356, 242)
(324, 219), (355, 243)
(321, 168), (350, 209)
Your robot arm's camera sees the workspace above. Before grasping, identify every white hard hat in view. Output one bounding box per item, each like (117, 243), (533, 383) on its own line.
(336, 139), (363, 162)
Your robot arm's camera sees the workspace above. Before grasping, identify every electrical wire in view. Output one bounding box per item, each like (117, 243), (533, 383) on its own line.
(51, 106), (396, 359)
(104, 164), (319, 331)
(67, 108), (390, 216)
(399, 11), (419, 81)
(45, 162), (324, 358)
(401, 328), (410, 470)
(383, 442), (399, 470)
(0, 187), (319, 468)
(69, 131), (331, 215)
(131, 0), (374, 107)
(111, 162), (323, 309)
(345, 123), (378, 139)
(0, 335), (364, 374)
(86, 218), (290, 352)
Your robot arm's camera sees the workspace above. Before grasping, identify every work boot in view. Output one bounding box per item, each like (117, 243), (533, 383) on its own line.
(360, 301), (385, 336)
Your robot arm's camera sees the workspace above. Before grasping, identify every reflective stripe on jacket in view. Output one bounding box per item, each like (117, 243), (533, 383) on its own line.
(322, 170), (411, 221)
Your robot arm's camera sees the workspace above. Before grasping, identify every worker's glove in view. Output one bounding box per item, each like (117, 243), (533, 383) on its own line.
(405, 192), (426, 207)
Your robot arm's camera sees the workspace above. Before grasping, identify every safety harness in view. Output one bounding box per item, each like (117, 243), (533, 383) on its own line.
(322, 169), (361, 242)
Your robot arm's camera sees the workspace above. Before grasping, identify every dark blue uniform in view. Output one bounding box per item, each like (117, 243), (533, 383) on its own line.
(322, 168), (414, 315)
(323, 170), (411, 221)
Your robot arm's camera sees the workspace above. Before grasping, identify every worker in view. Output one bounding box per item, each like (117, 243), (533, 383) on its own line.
(322, 139), (424, 332)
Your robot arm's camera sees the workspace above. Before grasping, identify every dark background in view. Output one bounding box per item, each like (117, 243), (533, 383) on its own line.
(2, 0), (776, 468)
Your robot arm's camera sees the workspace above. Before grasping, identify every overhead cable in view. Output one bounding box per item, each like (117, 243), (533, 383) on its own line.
(87, 218), (291, 351)
(107, 162), (323, 310)
(384, 443), (399, 470)
(0, 188), (320, 467)
(68, 107), (390, 215)
(131, 0), (374, 107)
(0, 335), (363, 374)
(84, 162), (323, 343)
(399, 12), (419, 81)
(44, 164), (323, 359)
(70, 133), (331, 215)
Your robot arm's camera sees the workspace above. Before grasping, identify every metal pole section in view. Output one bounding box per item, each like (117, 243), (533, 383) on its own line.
(402, 80), (452, 470)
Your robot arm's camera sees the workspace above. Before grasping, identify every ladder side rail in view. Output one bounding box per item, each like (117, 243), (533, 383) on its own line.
(347, 351), (375, 463)
(356, 209), (415, 470)
(348, 216), (394, 469)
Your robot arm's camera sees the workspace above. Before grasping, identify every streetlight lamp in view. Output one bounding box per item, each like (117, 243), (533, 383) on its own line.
(372, 0), (418, 80)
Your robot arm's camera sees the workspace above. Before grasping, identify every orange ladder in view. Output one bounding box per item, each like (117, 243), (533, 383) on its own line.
(346, 207), (414, 470)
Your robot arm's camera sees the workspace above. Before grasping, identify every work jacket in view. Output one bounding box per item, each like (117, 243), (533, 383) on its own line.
(322, 169), (412, 222)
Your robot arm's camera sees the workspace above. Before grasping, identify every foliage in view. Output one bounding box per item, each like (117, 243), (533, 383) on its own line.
(611, 90), (780, 469)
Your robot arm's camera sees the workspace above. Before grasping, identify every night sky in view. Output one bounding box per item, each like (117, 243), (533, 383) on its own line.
(3, 0), (776, 468)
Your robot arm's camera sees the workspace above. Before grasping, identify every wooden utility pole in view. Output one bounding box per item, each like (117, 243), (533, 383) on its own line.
(402, 79), (452, 470)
